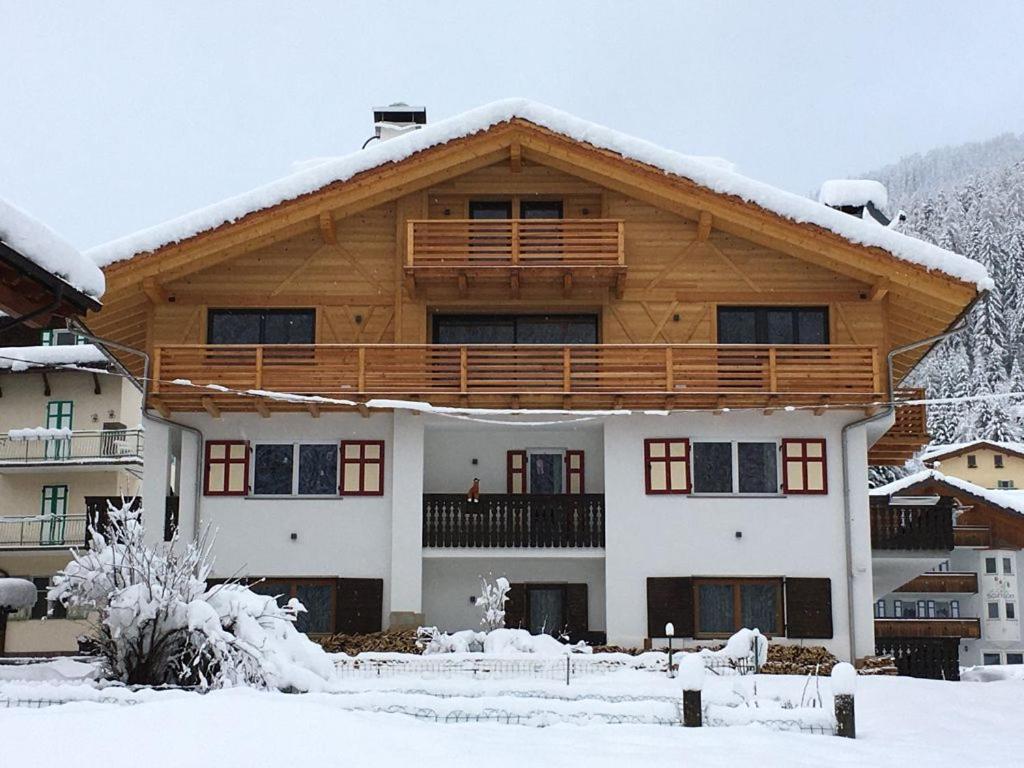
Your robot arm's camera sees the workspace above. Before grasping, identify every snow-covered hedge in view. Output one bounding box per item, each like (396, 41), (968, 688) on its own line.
(48, 501), (335, 691)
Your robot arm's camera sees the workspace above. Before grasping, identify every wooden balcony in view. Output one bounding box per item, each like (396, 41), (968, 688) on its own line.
(405, 219), (626, 296)
(870, 498), (955, 552)
(869, 388), (929, 467)
(151, 343), (881, 413)
(874, 618), (981, 639)
(422, 494), (605, 549)
(953, 525), (992, 548)
(894, 572), (979, 594)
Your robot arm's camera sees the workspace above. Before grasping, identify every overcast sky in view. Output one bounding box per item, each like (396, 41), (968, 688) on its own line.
(2, 1), (1023, 250)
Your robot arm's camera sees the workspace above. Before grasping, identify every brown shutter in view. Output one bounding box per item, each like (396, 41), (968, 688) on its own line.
(334, 578), (383, 634)
(785, 577), (833, 638)
(565, 583), (588, 635)
(507, 451), (527, 494)
(646, 577), (694, 638)
(504, 582), (527, 628)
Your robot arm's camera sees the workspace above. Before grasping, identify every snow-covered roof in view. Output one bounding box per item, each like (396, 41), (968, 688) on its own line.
(0, 198), (104, 299)
(817, 179), (889, 210)
(871, 468), (1024, 516)
(0, 344), (108, 372)
(86, 99), (992, 291)
(920, 440), (1024, 461)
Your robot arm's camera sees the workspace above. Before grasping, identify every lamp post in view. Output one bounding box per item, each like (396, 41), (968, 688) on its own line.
(665, 622), (675, 678)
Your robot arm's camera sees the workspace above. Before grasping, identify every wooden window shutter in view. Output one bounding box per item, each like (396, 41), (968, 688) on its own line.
(204, 440), (249, 496)
(784, 577), (833, 638)
(507, 450), (527, 494)
(646, 577), (694, 638)
(644, 439), (690, 494)
(504, 582), (527, 628)
(334, 578), (383, 634)
(565, 583), (589, 636)
(565, 450), (585, 494)
(781, 439), (827, 494)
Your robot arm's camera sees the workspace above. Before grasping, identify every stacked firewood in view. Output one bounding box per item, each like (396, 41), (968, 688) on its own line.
(856, 655), (899, 675)
(758, 644), (838, 675)
(316, 630), (422, 655)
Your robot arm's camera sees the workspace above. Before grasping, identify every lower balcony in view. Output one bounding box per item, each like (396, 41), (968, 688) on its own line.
(422, 494), (605, 549)
(874, 618), (981, 639)
(894, 572), (979, 594)
(954, 525), (992, 548)
(0, 514), (89, 550)
(151, 342), (882, 412)
(870, 499), (955, 552)
(0, 428), (143, 472)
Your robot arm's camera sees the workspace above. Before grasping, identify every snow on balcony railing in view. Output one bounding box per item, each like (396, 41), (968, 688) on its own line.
(0, 429), (143, 466)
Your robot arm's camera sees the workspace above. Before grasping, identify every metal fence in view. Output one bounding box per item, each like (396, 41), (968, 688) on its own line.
(0, 514), (89, 548)
(0, 429), (143, 465)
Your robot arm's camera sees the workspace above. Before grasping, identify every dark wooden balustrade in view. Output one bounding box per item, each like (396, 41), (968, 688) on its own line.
(422, 493), (605, 548)
(870, 498), (955, 551)
(895, 572), (978, 594)
(953, 525), (992, 548)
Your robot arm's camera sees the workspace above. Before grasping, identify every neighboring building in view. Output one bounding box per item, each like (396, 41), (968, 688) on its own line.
(872, 470), (1024, 670)
(84, 100), (987, 660)
(0, 326), (143, 653)
(921, 440), (1024, 490)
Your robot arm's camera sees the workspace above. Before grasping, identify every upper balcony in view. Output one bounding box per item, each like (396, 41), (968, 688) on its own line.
(0, 428), (144, 473)
(874, 618), (981, 639)
(870, 498), (955, 553)
(404, 218), (627, 297)
(868, 389), (928, 466)
(151, 343), (881, 413)
(894, 572), (979, 594)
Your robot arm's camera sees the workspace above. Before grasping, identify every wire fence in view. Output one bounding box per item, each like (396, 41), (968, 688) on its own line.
(703, 708), (837, 735)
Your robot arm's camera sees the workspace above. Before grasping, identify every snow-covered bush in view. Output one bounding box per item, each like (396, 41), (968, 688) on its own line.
(417, 627), (590, 656)
(477, 575), (510, 631)
(48, 500), (335, 690)
(0, 578), (37, 611)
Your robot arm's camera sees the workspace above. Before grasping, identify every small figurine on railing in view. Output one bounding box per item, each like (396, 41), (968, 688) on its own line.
(467, 478), (480, 503)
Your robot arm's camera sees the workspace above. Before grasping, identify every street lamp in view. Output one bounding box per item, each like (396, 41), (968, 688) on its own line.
(665, 622), (675, 678)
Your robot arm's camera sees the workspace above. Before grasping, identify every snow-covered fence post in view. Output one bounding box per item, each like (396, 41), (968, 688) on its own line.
(0, 578), (38, 655)
(680, 653), (704, 727)
(665, 622), (675, 678)
(832, 662), (857, 738)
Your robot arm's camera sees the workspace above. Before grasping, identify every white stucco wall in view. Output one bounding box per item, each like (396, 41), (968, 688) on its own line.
(422, 555), (606, 632)
(601, 411), (875, 659)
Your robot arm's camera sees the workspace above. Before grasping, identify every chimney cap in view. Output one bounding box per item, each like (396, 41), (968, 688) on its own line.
(818, 179), (888, 210)
(373, 104), (427, 125)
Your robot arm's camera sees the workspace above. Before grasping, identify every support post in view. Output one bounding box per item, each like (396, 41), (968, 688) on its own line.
(832, 661), (857, 738)
(680, 653), (704, 727)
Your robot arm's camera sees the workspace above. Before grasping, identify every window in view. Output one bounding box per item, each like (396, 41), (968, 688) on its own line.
(644, 439), (690, 494)
(983, 653), (1001, 665)
(988, 602), (1000, 619)
(1007, 653), (1024, 665)
(691, 441), (779, 494)
(432, 314), (598, 345)
(875, 599), (886, 618)
(1007, 602), (1017, 620)
(927, 600), (936, 618)
(248, 579), (336, 635)
(40, 329), (83, 346)
(933, 600), (954, 618)
(716, 306), (828, 345)
(468, 200), (512, 219)
(520, 200), (563, 219)
(1003, 557), (1013, 575)
(998, 480), (1015, 489)
(207, 309), (315, 345)
(204, 441), (249, 495)
(737, 442), (778, 493)
(694, 578), (782, 636)
(917, 600), (926, 618)
(936, 560), (950, 572)
(986, 557), (997, 574)
(692, 442), (732, 493)
(994, 454), (1005, 468)
(339, 441), (385, 495)
(894, 599), (903, 618)
(39, 485), (69, 545)
(781, 439), (827, 494)
(951, 600), (960, 618)
(299, 445), (338, 495)
(967, 454), (978, 468)
(253, 444), (293, 495)
(250, 443), (340, 497)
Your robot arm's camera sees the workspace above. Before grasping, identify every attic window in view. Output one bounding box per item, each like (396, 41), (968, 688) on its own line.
(994, 454), (1005, 469)
(967, 454), (978, 469)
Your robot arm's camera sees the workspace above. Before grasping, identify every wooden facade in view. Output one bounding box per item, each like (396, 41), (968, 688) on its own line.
(88, 117), (980, 461)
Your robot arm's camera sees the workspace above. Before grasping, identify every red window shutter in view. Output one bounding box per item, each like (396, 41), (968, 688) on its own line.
(507, 450), (527, 494)
(204, 440), (249, 496)
(644, 438), (690, 494)
(340, 440), (385, 496)
(781, 438), (827, 494)
(565, 450), (585, 494)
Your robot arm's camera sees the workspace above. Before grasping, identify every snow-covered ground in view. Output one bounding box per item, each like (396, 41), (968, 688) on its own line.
(0, 668), (1019, 767)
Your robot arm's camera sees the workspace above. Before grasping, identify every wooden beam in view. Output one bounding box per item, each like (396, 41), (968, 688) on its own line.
(307, 403), (321, 418)
(41, 372), (51, 397)
(697, 210), (713, 242)
(562, 272), (573, 298)
(149, 396), (171, 419)
(318, 211), (337, 244)
(201, 396), (221, 419)
(92, 372), (102, 395)
(510, 270), (520, 298)
(869, 278), (890, 301)
(674, 290), (867, 303)
(254, 399), (270, 418)
(457, 272), (468, 297)
(357, 402), (370, 418)
(141, 277), (167, 304)
(509, 142), (522, 173)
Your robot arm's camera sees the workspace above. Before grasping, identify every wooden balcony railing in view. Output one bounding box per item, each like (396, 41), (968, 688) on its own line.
(874, 618), (981, 639)
(894, 572), (979, 594)
(152, 343), (881, 411)
(870, 498), (955, 551)
(407, 219), (625, 269)
(868, 388), (929, 466)
(953, 525), (992, 548)
(422, 494), (605, 548)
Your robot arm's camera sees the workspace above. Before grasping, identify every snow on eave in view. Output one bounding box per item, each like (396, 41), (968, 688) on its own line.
(0, 198), (105, 300)
(870, 468), (1024, 516)
(84, 99), (992, 292)
(919, 439), (1024, 462)
(0, 344), (110, 373)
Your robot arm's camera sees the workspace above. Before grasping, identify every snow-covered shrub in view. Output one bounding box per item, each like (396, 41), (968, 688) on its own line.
(477, 575), (510, 631)
(416, 626), (485, 654)
(0, 578), (37, 611)
(417, 627), (590, 656)
(48, 500), (335, 691)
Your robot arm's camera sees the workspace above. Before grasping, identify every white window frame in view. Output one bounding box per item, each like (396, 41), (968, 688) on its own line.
(250, 442), (340, 499)
(689, 439), (782, 497)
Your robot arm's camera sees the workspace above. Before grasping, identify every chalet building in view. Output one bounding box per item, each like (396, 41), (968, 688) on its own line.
(83, 100), (989, 659)
(872, 470), (1024, 672)
(921, 440), (1024, 490)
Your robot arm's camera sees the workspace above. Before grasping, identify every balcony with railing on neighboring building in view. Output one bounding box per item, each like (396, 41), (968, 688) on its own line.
(151, 343), (882, 413)
(874, 617), (981, 639)
(0, 428), (144, 472)
(422, 494), (605, 550)
(404, 218), (627, 296)
(953, 525), (992, 548)
(0, 514), (91, 550)
(870, 497), (955, 552)
(894, 572), (979, 594)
